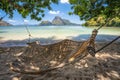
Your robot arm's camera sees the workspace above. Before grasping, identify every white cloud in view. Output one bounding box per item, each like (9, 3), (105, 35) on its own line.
(8, 20), (16, 23)
(24, 19), (29, 23)
(60, 0), (69, 4)
(49, 10), (60, 14)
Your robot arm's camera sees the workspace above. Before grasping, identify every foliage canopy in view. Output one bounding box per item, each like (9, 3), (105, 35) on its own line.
(0, 0), (120, 22)
(69, 0), (120, 21)
(0, 0), (58, 21)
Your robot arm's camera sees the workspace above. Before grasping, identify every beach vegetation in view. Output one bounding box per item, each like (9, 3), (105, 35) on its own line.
(0, 0), (58, 21)
(69, 0), (120, 27)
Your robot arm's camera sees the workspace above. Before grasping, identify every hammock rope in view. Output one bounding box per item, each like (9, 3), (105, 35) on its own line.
(95, 36), (120, 53)
(96, 17), (112, 30)
(23, 19), (32, 43)
(25, 25), (32, 43)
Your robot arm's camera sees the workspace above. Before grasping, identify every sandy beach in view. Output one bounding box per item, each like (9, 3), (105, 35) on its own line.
(0, 41), (120, 80)
(0, 0), (120, 79)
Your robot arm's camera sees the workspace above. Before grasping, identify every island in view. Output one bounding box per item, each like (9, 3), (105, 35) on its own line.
(0, 20), (12, 26)
(39, 16), (80, 26)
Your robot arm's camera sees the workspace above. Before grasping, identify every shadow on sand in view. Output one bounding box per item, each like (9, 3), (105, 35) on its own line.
(0, 36), (59, 47)
(0, 34), (120, 47)
(71, 34), (120, 42)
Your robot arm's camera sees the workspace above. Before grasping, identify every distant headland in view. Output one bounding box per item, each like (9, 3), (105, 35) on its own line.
(39, 16), (80, 26)
(0, 16), (80, 26)
(0, 20), (12, 26)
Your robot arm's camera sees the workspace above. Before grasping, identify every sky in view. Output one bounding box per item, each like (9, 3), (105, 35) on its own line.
(0, 0), (85, 25)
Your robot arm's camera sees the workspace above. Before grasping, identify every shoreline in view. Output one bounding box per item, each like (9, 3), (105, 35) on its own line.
(0, 37), (120, 47)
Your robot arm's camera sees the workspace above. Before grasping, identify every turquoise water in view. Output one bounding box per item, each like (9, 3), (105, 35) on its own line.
(0, 26), (120, 46)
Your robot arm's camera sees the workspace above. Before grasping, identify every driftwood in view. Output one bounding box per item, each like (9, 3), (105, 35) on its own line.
(10, 29), (98, 74)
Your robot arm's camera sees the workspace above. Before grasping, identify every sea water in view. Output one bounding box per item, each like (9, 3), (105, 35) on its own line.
(0, 26), (120, 47)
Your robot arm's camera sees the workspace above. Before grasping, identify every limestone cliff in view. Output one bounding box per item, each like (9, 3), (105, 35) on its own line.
(39, 16), (80, 26)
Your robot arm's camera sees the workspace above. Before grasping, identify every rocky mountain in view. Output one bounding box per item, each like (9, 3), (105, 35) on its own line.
(39, 16), (79, 26)
(40, 21), (52, 26)
(0, 21), (12, 26)
(52, 16), (65, 25)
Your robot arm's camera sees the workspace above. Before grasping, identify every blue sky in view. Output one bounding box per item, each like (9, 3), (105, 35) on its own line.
(0, 0), (85, 25)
